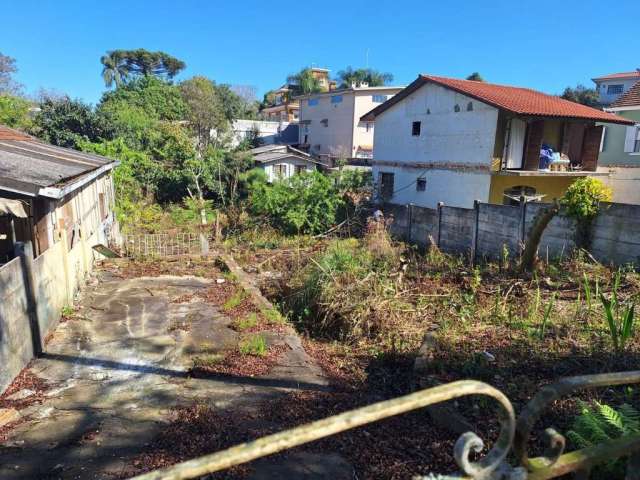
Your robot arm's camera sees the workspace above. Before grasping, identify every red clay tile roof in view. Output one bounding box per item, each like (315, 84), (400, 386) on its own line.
(361, 75), (634, 125)
(609, 80), (640, 109)
(592, 71), (640, 81)
(0, 125), (32, 141)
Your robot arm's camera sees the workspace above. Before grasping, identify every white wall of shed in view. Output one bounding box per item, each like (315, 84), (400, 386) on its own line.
(372, 83), (499, 167)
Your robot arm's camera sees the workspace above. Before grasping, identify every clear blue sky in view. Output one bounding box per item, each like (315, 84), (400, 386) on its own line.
(2, 0), (638, 104)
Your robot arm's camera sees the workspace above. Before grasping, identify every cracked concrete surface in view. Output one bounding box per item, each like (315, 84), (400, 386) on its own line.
(0, 270), (332, 479)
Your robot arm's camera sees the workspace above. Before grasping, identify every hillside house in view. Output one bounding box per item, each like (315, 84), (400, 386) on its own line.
(250, 144), (322, 182)
(597, 80), (640, 204)
(362, 75), (633, 209)
(592, 70), (640, 107)
(0, 126), (119, 263)
(297, 84), (403, 163)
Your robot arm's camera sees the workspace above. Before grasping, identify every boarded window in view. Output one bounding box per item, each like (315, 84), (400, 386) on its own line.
(379, 172), (395, 200)
(412, 121), (421, 136)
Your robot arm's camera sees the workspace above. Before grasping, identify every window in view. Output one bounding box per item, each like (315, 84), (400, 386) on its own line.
(365, 122), (373, 132)
(295, 165), (306, 175)
(321, 118), (328, 127)
(308, 98), (319, 106)
(379, 172), (395, 200)
(273, 164), (287, 179)
(426, 108), (431, 115)
(467, 102), (473, 111)
(624, 126), (640, 153)
(454, 104), (461, 112)
(416, 177), (426, 192)
(331, 95), (343, 104)
(607, 84), (624, 95)
(412, 121), (421, 136)
(372, 94), (388, 103)
(303, 134), (308, 144)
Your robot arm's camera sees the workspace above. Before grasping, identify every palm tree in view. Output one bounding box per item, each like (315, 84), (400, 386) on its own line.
(287, 68), (322, 95)
(337, 67), (393, 88)
(100, 51), (129, 88)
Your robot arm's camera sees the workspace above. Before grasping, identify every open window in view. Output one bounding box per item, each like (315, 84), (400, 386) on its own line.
(379, 172), (395, 201)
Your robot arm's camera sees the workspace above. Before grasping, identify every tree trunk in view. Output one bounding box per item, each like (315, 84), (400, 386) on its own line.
(520, 200), (560, 272)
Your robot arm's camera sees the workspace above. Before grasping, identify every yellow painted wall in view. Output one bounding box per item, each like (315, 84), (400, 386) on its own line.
(489, 175), (578, 204)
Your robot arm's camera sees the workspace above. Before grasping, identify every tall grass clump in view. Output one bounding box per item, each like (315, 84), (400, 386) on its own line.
(288, 219), (406, 340)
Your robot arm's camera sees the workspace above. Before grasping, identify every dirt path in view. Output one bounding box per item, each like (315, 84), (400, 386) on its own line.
(0, 268), (332, 479)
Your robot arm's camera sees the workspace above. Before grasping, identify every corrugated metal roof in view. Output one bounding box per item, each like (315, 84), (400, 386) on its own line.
(0, 125), (117, 197)
(250, 144), (323, 165)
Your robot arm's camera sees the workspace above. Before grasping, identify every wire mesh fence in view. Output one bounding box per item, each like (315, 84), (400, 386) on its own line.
(123, 232), (212, 258)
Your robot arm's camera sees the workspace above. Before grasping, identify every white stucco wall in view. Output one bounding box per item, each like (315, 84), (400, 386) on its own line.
(298, 87), (402, 158)
(371, 82), (498, 208)
(373, 83), (499, 166)
(372, 165), (491, 208)
(598, 165), (640, 205)
(299, 93), (356, 158)
(260, 156), (315, 182)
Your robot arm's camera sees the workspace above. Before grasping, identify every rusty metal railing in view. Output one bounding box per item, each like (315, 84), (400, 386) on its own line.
(129, 371), (640, 480)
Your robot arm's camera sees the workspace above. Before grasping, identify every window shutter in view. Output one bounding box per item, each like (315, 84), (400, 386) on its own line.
(624, 126), (638, 153)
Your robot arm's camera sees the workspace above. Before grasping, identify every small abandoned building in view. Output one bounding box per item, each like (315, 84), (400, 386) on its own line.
(0, 126), (118, 262)
(250, 144), (323, 182)
(0, 125), (120, 392)
(362, 75), (634, 208)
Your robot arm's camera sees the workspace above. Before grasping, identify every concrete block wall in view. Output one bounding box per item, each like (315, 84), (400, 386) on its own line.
(0, 225), (110, 393)
(439, 206), (474, 254)
(383, 200), (640, 267)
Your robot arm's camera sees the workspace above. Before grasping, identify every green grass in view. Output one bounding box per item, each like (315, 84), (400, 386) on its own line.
(238, 334), (267, 356)
(261, 307), (286, 325)
(234, 312), (259, 331)
(223, 288), (248, 311)
(61, 305), (75, 318)
(192, 353), (225, 368)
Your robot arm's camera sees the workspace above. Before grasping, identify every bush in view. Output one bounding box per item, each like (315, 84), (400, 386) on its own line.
(249, 171), (344, 234)
(562, 177), (612, 221)
(288, 224), (405, 340)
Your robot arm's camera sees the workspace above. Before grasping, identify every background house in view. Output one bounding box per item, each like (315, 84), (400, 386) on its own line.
(297, 85), (403, 163)
(227, 120), (299, 147)
(362, 75), (632, 209)
(260, 85), (300, 122)
(250, 144), (321, 182)
(592, 70), (640, 107)
(597, 81), (640, 204)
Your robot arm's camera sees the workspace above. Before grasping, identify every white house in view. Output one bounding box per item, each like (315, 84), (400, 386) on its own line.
(297, 85), (403, 162)
(362, 75), (632, 209)
(592, 71), (640, 106)
(250, 144), (322, 182)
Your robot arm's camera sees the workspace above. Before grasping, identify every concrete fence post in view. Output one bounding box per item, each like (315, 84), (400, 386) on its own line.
(436, 202), (444, 248)
(407, 203), (414, 243)
(518, 196), (527, 255)
(200, 232), (210, 256)
(470, 200), (480, 266)
(14, 241), (42, 357)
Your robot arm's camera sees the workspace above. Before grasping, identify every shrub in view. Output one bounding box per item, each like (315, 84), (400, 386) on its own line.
(562, 177), (612, 221)
(249, 171), (345, 234)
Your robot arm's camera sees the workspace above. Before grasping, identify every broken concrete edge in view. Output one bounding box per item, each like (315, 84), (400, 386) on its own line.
(413, 332), (475, 435)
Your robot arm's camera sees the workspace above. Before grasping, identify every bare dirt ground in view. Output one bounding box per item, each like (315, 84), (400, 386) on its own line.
(0, 264), (339, 480)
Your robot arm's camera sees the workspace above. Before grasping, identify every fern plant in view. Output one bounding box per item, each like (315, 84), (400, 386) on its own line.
(567, 401), (640, 478)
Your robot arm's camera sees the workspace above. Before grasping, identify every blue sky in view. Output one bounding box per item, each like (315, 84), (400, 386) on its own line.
(1, 0), (638, 104)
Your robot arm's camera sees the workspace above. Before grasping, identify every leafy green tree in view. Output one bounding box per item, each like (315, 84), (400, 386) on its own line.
(99, 49), (185, 86)
(0, 52), (22, 94)
(337, 67), (393, 88)
(561, 84), (599, 107)
(466, 72), (485, 82)
(250, 171), (344, 234)
(0, 94), (32, 128)
(31, 95), (113, 148)
(287, 68), (323, 95)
